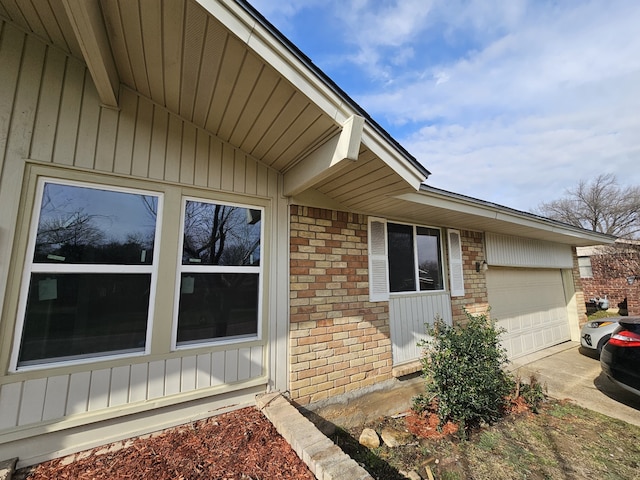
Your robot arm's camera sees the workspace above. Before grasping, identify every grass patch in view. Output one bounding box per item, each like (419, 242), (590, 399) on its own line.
(330, 399), (640, 479)
(587, 309), (623, 320)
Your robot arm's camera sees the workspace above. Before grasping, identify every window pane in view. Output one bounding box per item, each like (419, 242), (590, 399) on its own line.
(416, 227), (443, 291)
(34, 183), (158, 265)
(182, 201), (261, 266)
(578, 257), (593, 278)
(18, 273), (150, 365)
(387, 223), (415, 292)
(177, 273), (259, 343)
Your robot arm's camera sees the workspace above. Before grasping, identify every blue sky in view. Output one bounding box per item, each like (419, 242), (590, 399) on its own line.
(249, 0), (640, 213)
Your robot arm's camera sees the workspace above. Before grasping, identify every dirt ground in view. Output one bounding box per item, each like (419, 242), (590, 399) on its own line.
(16, 407), (314, 480)
(333, 399), (640, 480)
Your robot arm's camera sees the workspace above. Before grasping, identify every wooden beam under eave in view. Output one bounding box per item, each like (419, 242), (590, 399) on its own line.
(283, 115), (365, 197)
(62, 0), (119, 108)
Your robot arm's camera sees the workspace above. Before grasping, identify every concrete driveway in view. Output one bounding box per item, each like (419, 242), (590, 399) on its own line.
(511, 341), (640, 427)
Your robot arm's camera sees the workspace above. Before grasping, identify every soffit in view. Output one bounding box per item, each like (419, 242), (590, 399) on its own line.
(371, 190), (616, 247)
(0, 0), (426, 188)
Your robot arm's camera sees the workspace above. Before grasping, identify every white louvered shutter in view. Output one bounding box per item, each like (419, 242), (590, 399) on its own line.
(447, 229), (465, 297)
(368, 218), (389, 302)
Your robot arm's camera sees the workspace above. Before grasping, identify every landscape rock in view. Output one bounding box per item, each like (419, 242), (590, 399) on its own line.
(380, 427), (414, 448)
(358, 428), (380, 448)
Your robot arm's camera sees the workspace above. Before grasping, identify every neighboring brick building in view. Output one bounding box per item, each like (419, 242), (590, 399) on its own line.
(577, 242), (640, 316)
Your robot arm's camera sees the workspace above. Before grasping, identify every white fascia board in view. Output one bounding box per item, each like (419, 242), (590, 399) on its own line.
(397, 192), (615, 245)
(396, 192), (498, 219)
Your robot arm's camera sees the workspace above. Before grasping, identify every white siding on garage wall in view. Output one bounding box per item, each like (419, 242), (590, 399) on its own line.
(486, 233), (573, 268)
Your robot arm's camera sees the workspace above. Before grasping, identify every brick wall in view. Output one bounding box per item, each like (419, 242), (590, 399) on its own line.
(289, 206), (392, 406)
(450, 230), (490, 325)
(571, 247), (588, 325)
(581, 252), (640, 316)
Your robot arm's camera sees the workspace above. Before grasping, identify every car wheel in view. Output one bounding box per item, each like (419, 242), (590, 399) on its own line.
(597, 335), (612, 354)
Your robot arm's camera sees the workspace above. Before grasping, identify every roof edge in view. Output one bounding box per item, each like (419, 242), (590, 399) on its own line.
(419, 184), (617, 244)
(231, 0), (430, 180)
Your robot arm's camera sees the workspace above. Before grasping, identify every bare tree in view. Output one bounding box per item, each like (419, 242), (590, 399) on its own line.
(590, 240), (640, 280)
(534, 174), (640, 238)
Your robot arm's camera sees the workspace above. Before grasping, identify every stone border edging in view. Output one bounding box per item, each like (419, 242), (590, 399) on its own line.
(256, 392), (373, 480)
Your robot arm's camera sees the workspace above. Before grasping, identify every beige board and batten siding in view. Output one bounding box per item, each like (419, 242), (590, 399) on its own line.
(389, 292), (453, 366)
(0, 21), (289, 465)
(485, 233), (574, 359)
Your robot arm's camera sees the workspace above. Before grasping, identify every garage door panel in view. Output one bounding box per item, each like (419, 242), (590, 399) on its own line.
(487, 268), (570, 359)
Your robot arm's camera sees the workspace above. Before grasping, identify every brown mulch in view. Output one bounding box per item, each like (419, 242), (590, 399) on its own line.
(17, 407), (315, 480)
(405, 410), (458, 439)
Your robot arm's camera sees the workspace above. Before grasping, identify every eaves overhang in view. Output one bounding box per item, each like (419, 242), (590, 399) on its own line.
(393, 185), (616, 247)
(225, 0), (429, 189)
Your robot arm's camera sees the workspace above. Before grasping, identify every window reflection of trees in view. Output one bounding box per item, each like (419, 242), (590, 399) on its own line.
(177, 201), (262, 343)
(34, 183), (157, 264)
(182, 201), (261, 266)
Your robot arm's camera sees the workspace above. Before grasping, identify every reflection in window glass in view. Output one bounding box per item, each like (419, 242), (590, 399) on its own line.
(177, 273), (259, 343)
(417, 227), (443, 291)
(388, 223), (415, 292)
(16, 180), (160, 368)
(19, 273), (150, 365)
(34, 183), (157, 265)
(177, 199), (263, 346)
(182, 201), (261, 266)
(387, 222), (444, 294)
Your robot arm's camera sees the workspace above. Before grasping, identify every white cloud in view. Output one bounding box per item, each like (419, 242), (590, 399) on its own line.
(251, 0), (640, 211)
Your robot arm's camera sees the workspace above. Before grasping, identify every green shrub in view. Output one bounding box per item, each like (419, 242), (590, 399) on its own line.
(414, 310), (514, 435)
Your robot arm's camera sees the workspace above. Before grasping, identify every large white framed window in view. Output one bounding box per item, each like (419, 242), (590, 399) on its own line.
(174, 198), (263, 347)
(12, 179), (162, 369)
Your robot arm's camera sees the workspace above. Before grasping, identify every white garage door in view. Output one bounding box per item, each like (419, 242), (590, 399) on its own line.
(486, 268), (570, 359)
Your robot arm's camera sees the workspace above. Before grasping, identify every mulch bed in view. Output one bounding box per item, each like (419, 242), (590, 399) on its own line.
(17, 407), (315, 480)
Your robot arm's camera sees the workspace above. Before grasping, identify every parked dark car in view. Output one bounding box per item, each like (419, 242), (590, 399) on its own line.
(600, 317), (640, 396)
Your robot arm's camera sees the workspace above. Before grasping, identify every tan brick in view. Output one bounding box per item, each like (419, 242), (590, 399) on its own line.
(310, 358), (328, 368)
(290, 378), (312, 390)
(297, 385), (319, 397)
(290, 345), (310, 355)
(296, 352), (317, 362)
(291, 361), (310, 372)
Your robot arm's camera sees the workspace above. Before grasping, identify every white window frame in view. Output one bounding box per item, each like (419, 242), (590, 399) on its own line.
(388, 221), (445, 295)
(578, 256), (593, 278)
(447, 229), (465, 297)
(172, 196), (264, 350)
(10, 178), (163, 372)
(369, 218), (446, 298)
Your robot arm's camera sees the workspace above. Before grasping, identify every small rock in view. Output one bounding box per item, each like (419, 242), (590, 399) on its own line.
(359, 428), (380, 448)
(405, 470), (423, 480)
(380, 427), (414, 448)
